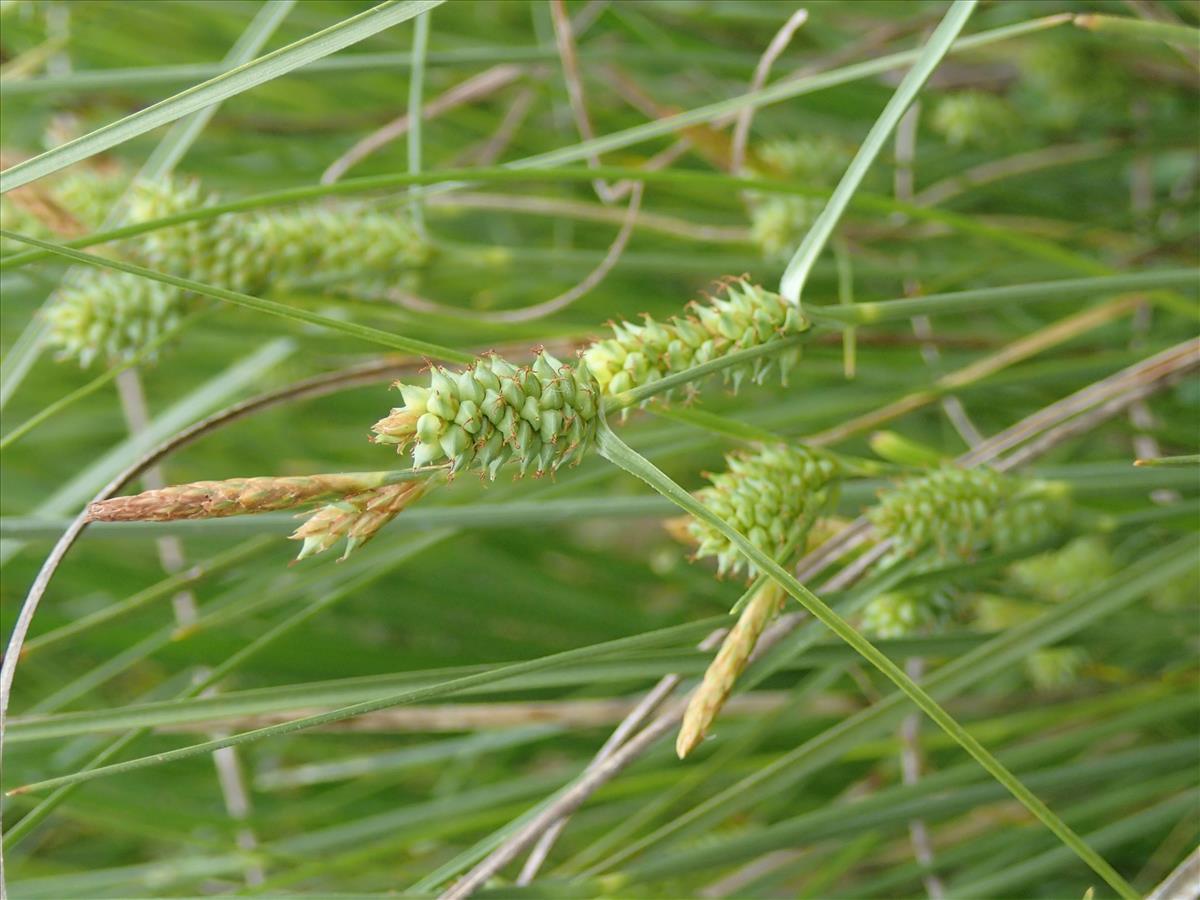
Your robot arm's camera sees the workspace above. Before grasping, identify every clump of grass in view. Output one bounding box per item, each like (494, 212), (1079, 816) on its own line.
(0, 2), (1196, 899)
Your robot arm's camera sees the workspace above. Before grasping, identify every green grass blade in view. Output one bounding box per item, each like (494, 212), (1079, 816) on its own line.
(586, 536), (1197, 877)
(1074, 13), (1200, 48)
(779, 0), (976, 305)
(4, 532), (449, 849)
(1134, 454), (1200, 468)
(0, 0), (444, 193)
(140, 0), (297, 179)
(4, 618), (726, 794)
(407, 10), (430, 233)
(809, 270), (1200, 325)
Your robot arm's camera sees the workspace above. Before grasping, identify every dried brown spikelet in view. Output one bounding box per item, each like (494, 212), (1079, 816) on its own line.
(289, 480), (437, 561)
(87, 473), (396, 522)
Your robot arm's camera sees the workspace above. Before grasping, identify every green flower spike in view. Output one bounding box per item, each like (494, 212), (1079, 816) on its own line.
(130, 178), (432, 294)
(46, 273), (182, 368)
(930, 91), (1018, 149)
(373, 350), (601, 480)
(869, 466), (1071, 564)
(670, 444), (840, 579)
(744, 137), (848, 259)
(582, 277), (808, 405)
(45, 175), (432, 366)
(0, 165), (127, 254)
(861, 589), (955, 639)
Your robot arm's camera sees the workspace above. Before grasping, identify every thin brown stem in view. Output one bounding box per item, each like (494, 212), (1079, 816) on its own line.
(426, 191), (748, 243)
(459, 86), (537, 166)
(321, 64), (528, 184)
(807, 293), (1145, 447)
(912, 140), (1118, 208)
(549, 0), (616, 203)
(399, 182), (643, 323)
(730, 8), (810, 174)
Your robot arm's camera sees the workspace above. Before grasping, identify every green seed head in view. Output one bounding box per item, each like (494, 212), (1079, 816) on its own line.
(744, 137), (848, 260)
(46, 272), (183, 367)
(861, 591), (945, 639)
(45, 174), (433, 366)
(374, 350), (600, 480)
(752, 136), (848, 185)
(129, 177), (433, 296)
(1026, 646), (1088, 691)
(672, 444), (840, 578)
(930, 91), (1018, 149)
(582, 277), (808, 404)
(0, 164), (127, 254)
(1010, 535), (1113, 604)
(869, 466), (1072, 563)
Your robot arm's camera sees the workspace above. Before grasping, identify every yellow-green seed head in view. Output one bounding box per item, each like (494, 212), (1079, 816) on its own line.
(46, 272), (183, 367)
(373, 350), (600, 480)
(582, 277), (808, 404)
(930, 91), (1018, 149)
(744, 137), (848, 260)
(869, 466), (1071, 563)
(1010, 536), (1113, 604)
(860, 589), (954, 638)
(44, 175), (433, 366)
(0, 164), (126, 253)
(752, 136), (848, 185)
(675, 444), (840, 578)
(1026, 646), (1088, 691)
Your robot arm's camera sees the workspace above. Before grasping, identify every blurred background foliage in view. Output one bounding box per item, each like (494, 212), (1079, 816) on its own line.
(0, 0), (1197, 897)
